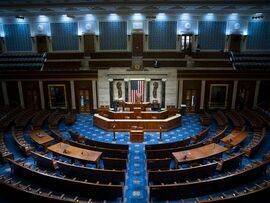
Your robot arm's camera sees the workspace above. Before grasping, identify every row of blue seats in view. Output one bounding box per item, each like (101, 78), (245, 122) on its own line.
(0, 58), (45, 63)
(0, 52), (46, 58)
(0, 63), (43, 71)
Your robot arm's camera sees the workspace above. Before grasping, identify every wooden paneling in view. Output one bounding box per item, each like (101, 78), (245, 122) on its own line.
(36, 35), (48, 53)
(0, 37), (4, 54)
(193, 60), (232, 68)
(191, 52), (229, 59)
(132, 33), (143, 56)
(143, 52), (185, 58)
(229, 34), (242, 53)
(143, 60), (186, 67)
(22, 81), (40, 110)
(0, 82), (4, 105)
(0, 71), (98, 80)
(44, 60), (81, 71)
(47, 52), (84, 59)
(90, 52), (132, 59)
(258, 80), (270, 108)
(84, 34), (95, 56)
(74, 80), (93, 112)
(94, 114), (181, 132)
(183, 80), (201, 112)
(6, 81), (20, 107)
(204, 80), (234, 110)
(89, 60), (132, 68)
(178, 70), (270, 79)
(43, 81), (71, 110)
(236, 80), (256, 109)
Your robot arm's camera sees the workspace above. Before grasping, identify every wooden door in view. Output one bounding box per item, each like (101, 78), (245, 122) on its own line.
(181, 34), (193, 55)
(25, 90), (40, 110)
(84, 34), (95, 56)
(185, 89), (197, 113)
(0, 37), (4, 54)
(132, 33), (143, 56)
(36, 35), (48, 53)
(78, 90), (91, 113)
(0, 82), (4, 105)
(229, 34), (242, 52)
(6, 81), (20, 107)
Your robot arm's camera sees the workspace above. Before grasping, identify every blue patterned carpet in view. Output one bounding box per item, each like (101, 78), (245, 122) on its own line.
(57, 114), (204, 203)
(0, 113), (269, 203)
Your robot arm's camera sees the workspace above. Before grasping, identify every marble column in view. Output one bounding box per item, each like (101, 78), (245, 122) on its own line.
(200, 80), (206, 110)
(18, 81), (25, 108)
(70, 80), (76, 110)
(161, 79), (166, 108)
(109, 79), (114, 108)
(39, 80), (45, 110)
(124, 79), (129, 102)
(92, 80), (97, 110)
(231, 80), (238, 110)
(253, 80), (261, 109)
(1, 81), (9, 106)
(146, 79), (151, 102)
(178, 79), (183, 108)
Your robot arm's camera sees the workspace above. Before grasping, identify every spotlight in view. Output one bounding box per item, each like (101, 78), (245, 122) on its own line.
(15, 15), (24, 19)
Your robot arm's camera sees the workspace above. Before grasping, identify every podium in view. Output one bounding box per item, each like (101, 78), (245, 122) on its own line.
(130, 129), (144, 142)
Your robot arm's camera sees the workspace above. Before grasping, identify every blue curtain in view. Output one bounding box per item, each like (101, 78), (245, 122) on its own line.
(148, 21), (177, 49)
(51, 22), (79, 51)
(198, 21), (226, 50)
(246, 22), (270, 50)
(99, 21), (127, 50)
(3, 24), (32, 51)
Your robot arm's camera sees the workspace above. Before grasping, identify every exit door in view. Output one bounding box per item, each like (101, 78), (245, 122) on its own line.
(79, 90), (90, 113)
(181, 34), (193, 54)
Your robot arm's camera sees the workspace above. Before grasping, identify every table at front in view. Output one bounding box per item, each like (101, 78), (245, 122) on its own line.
(47, 142), (102, 168)
(172, 143), (228, 168)
(93, 113), (181, 132)
(28, 130), (54, 148)
(130, 129), (144, 142)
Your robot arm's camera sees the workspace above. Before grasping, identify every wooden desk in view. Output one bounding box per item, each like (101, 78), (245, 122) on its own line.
(48, 142), (102, 168)
(123, 102), (151, 111)
(94, 113), (181, 132)
(220, 130), (249, 148)
(106, 110), (169, 119)
(28, 130), (54, 148)
(172, 143), (228, 168)
(130, 129), (144, 142)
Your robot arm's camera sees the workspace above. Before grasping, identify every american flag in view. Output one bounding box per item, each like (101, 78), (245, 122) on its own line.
(131, 80), (144, 103)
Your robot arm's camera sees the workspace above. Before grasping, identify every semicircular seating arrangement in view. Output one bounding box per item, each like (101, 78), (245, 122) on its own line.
(0, 107), (269, 203)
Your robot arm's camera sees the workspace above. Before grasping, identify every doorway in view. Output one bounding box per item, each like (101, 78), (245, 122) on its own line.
(36, 35), (48, 53)
(78, 90), (91, 113)
(25, 90), (40, 110)
(181, 34), (193, 54)
(229, 34), (242, 52)
(185, 89), (197, 113)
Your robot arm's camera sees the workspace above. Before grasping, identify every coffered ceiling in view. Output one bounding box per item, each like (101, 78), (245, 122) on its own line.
(0, 0), (269, 16)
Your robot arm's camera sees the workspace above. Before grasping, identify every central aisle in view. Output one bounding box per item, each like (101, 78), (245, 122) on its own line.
(125, 143), (148, 203)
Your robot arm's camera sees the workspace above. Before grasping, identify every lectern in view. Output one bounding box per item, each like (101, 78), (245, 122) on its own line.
(130, 129), (144, 142)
